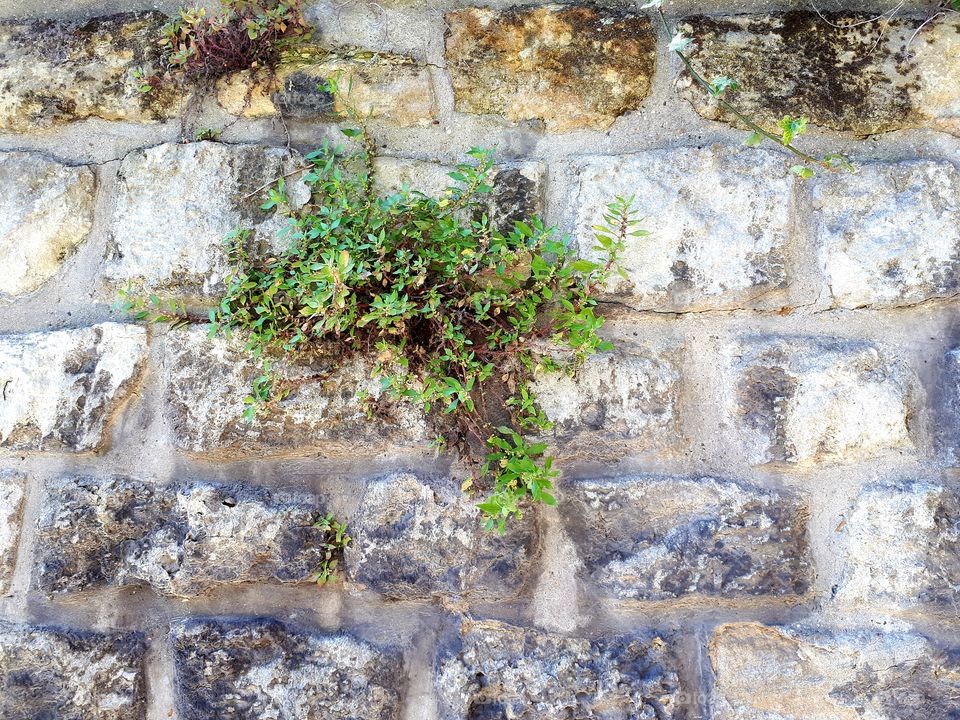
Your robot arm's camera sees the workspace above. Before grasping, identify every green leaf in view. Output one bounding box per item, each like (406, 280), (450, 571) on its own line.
(710, 76), (739, 95)
(778, 116), (808, 145)
(790, 165), (816, 180)
(668, 32), (693, 53)
(744, 131), (764, 147)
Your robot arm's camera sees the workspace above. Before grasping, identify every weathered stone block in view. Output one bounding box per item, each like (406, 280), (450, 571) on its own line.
(346, 472), (540, 599)
(102, 141), (308, 299)
(561, 476), (811, 602)
(0, 152), (95, 297)
(726, 335), (914, 465)
(569, 147), (793, 311)
(940, 347), (960, 465)
(0, 323), (146, 452)
(531, 344), (681, 450)
(678, 13), (960, 136)
(172, 617), (402, 720)
(835, 481), (960, 611)
(0, 12), (179, 132)
(35, 476), (327, 597)
(0, 472), (24, 596)
(218, 51), (437, 126)
(710, 623), (960, 719)
(0, 622), (146, 720)
(436, 619), (682, 719)
(374, 156), (545, 235)
(813, 160), (960, 309)
(445, 5), (656, 132)
(163, 325), (427, 456)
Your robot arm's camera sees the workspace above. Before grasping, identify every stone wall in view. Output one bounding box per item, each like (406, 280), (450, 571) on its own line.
(0, 0), (958, 718)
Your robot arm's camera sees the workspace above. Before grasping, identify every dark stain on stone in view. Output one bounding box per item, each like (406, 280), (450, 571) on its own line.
(679, 12), (926, 135)
(737, 362), (797, 462)
(272, 71), (336, 119)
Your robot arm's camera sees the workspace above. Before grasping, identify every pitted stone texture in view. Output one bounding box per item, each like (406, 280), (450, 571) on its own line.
(562, 476), (811, 602)
(0, 152), (95, 297)
(570, 148), (793, 311)
(710, 623), (960, 720)
(0, 323), (146, 452)
(0, 623), (146, 720)
(35, 476), (326, 597)
(346, 472), (540, 599)
(941, 348), (960, 465)
(835, 482), (960, 611)
(445, 5), (656, 132)
(727, 336), (914, 465)
(678, 13), (960, 136)
(218, 52), (436, 126)
(0, 472), (24, 595)
(531, 344), (681, 450)
(813, 160), (960, 309)
(0, 12), (179, 132)
(172, 618), (402, 720)
(164, 325), (427, 456)
(436, 619), (682, 719)
(374, 156), (545, 235)
(103, 142), (308, 299)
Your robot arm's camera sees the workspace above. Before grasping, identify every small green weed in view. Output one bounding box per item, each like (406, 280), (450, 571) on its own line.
(309, 512), (351, 585)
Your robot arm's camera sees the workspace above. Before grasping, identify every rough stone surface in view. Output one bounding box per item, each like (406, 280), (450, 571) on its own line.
(164, 325), (427, 456)
(710, 623), (960, 720)
(102, 141), (308, 299)
(727, 335), (914, 465)
(0, 472), (24, 596)
(34, 475), (328, 597)
(940, 347), (960, 465)
(813, 159), (960, 309)
(531, 344), (681, 450)
(570, 147), (793, 311)
(678, 13), (960, 136)
(0, 622), (146, 720)
(172, 618), (402, 720)
(445, 5), (656, 132)
(835, 481), (960, 611)
(346, 472), (540, 599)
(218, 51), (437, 126)
(435, 619), (682, 719)
(0, 323), (147, 452)
(561, 476), (811, 602)
(0, 152), (95, 297)
(374, 156), (545, 235)
(0, 12), (179, 132)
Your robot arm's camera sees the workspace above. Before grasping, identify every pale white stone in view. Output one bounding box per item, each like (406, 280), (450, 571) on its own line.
(0, 152), (95, 297)
(813, 160), (960, 308)
(0, 323), (147, 452)
(836, 482), (960, 610)
(103, 142), (309, 299)
(727, 336), (913, 465)
(532, 344), (680, 446)
(569, 146), (793, 311)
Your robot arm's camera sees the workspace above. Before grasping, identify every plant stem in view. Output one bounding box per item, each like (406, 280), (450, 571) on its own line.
(657, 8), (828, 169)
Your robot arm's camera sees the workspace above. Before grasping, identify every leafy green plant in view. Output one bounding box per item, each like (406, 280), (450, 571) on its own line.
(195, 127), (223, 141)
(204, 77), (636, 532)
(309, 512), (351, 585)
(158, 0), (312, 81)
(642, 0), (854, 179)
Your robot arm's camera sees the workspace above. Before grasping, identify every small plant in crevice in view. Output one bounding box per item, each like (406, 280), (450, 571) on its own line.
(309, 512), (351, 586)
(641, 0), (855, 179)
(200, 78), (637, 533)
(133, 0), (311, 91)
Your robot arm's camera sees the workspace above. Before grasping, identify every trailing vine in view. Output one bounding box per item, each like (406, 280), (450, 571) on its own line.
(642, 0), (855, 179)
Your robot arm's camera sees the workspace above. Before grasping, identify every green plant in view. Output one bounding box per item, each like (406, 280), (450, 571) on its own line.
(642, 0), (854, 179)
(114, 286), (199, 328)
(205, 77), (636, 532)
(309, 512), (351, 585)
(195, 127), (223, 141)
(158, 0), (312, 81)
